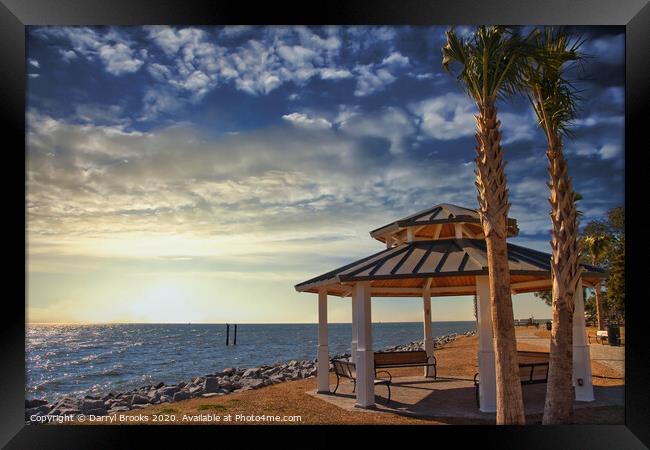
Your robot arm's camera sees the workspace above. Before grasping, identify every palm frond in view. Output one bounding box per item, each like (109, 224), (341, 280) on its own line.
(522, 27), (586, 139)
(441, 26), (533, 105)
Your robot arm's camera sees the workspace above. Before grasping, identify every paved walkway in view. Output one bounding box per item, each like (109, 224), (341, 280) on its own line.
(308, 376), (623, 422)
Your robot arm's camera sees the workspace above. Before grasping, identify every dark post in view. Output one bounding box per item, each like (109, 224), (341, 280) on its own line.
(226, 323), (230, 346)
(233, 324), (237, 345)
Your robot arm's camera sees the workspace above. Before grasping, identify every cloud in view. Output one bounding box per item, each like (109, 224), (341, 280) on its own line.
(138, 26), (411, 114)
(28, 73), (40, 78)
(337, 106), (414, 154)
(568, 140), (623, 161)
(319, 68), (353, 80)
(353, 65), (396, 97)
(146, 26), (206, 56)
(583, 34), (624, 65)
(219, 26), (253, 38)
(28, 58), (40, 68)
(499, 111), (538, 145)
(410, 93), (476, 140)
(142, 26), (351, 101)
(74, 103), (129, 126)
(140, 88), (184, 120)
(382, 52), (410, 67)
(26, 111), (477, 264)
(99, 42), (144, 75)
(35, 27), (143, 75)
(598, 143), (622, 160)
(282, 112), (332, 129)
(59, 49), (77, 61)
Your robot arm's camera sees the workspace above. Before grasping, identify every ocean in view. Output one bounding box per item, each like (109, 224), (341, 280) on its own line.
(26, 321), (476, 402)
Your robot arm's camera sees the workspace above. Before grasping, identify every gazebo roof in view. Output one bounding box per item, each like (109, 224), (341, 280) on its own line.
(369, 203), (519, 244)
(295, 238), (606, 297)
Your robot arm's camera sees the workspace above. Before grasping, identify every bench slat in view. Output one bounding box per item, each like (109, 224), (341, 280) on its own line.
(374, 350), (429, 366)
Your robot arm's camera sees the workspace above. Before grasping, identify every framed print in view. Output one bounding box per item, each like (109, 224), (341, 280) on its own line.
(1, 0), (648, 448)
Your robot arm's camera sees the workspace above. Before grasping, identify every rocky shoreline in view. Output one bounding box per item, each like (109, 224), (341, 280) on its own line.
(25, 331), (475, 421)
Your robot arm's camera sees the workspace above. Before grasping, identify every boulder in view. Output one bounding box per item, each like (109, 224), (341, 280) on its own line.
(173, 391), (191, 402)
(189, 385), (204, 395)
(80, 398), (106, 414)
(159, 385), (181, 397)
(49, 397), (81, 416)
(25, 405), (50, 421)
(130, 394), (149, 405)
(159, 395), (172, 403)
(269, 374), (285, 383)
(201, 392), (219, 398)
(223, 367), (235, 376)
(203, 377), (220, 393)
(109, 406), (131, 413)
(25, 399), (48, 409)
(130, 404), (151, 410)
(245, 379), (265, 389)
(243, 368), (260, 378)
(154, 382), (165, 389)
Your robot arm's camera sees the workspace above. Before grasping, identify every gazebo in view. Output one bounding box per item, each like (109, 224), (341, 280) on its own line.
(295, 203), (606, 411)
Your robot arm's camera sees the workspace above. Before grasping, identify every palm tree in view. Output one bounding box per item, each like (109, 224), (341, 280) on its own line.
(442, 26), (530, 424)
(522, 26), (586, 424)
(582, 220), (612, 330)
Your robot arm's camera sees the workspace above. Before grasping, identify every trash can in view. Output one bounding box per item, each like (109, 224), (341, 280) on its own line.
(607, 325), (620, 346)
(546, 321), (552, 331)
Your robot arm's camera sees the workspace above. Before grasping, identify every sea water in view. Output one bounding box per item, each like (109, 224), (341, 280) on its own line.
(26, 321), (475, 402)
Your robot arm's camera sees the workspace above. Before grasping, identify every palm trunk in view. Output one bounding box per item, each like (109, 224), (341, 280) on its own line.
(594, 279), (606, 330)
(542, 136), (582, 425)
(475, 102), (525, 425)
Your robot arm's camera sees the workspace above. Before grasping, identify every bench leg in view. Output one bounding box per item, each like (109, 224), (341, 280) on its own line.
(386, 384), (391, 404)
(475, 384), (480, 409)
(333, 375), (340, 394)
(352, 380), (356, 393)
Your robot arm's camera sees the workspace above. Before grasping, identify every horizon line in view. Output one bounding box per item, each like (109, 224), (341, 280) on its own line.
(26, 320), (480, 325)
(25, 319), (549, 325)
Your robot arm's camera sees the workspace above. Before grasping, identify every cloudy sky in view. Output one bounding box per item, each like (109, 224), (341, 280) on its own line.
(26, 26), (624, 324)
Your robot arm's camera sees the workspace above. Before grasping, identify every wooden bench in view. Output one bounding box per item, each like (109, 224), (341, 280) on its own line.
(589, 330), (610, 345)
(473, 351), (549, 408)
(374, 350), (437, 379)
(331, 360), (392, 403)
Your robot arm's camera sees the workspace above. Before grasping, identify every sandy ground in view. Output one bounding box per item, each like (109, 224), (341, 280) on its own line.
(71, 327), (623, 425)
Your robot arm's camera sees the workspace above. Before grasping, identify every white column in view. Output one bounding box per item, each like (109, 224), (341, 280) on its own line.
(573, 279), (594, 401)
(354, 282), (374, 408)
(351, 288), (358, 363)
(422, 290), (435, 377)
(317, 288), (329, 393)
(476, 275), (496, 412)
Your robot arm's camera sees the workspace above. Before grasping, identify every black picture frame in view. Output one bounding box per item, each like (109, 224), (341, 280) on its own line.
(2, 0), (648, 448)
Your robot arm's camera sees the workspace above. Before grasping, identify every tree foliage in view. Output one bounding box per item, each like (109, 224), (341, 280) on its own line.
(538, 205), (625, 322)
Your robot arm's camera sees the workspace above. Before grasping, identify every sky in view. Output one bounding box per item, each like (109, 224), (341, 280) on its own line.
(25, 25), (624, 324)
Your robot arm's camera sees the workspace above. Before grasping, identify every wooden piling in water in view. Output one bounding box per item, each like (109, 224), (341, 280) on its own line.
(226, 323), (230, 346)
(234, 324), (237, 345)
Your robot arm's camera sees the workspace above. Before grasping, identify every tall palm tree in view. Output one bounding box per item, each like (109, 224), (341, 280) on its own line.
(582, 220), (612, 330)
(442, 26), (530, 424)
(522, 26), (586, 425)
